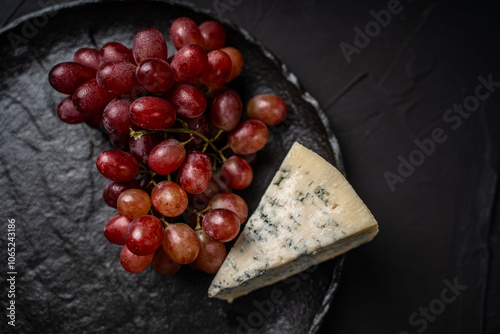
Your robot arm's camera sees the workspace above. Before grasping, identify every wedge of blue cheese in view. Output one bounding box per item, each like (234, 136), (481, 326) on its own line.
(208, 141), (379, 302)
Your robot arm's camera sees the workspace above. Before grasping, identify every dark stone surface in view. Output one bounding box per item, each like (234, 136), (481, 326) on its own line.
(1, 0), (499, 334)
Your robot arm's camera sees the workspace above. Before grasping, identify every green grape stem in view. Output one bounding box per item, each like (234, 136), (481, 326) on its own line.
(194, 206), (211, 231)
(166, 128), (227, 162)
(129, 127), (227, 162)
(159, 217), (171, 228)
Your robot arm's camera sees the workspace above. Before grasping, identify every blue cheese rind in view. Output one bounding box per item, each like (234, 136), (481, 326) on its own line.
(208, 142), (379, 301)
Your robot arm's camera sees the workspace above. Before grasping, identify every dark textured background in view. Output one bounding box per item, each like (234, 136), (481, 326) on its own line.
(1, 0), (499, 333)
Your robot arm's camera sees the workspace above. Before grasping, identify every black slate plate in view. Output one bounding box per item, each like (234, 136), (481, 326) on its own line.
(0, 1), (344, 333)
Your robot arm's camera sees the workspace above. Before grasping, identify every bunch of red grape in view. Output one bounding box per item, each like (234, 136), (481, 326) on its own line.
(48, 17), (287, 275)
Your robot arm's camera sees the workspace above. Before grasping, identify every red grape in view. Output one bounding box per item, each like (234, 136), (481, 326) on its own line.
(247, 94), (287, 125)
(129, 133), (163, 165)
(151, 181), (188, 217)
(177, 115), (209, 151)
(198, 50), (231, 89)
(85, 112), (103, 129)
(152, 240), (181, 276)
(117, 189), (152, 220)
(220, 46), (243, 82)
(191, 176), (220, 210)
(132, 28), (169, 64)
(130, 96), (176, 130)
(242, 152), (257, 165)
(56, 96), (90, 124)
(169, 17), (203, 50)
(73, 47), (100, 72)
(100, 42), (134, 64)
(108, 133), (130, 151)
(211, 87), (242, 131)
(202, 209), (240, 243)
(209, 193), (248, 222)
(72, 78), (116, 114)
(194, 229), (227, 274)
(170, 44), (208, 84)
(104, 213), (132, 245)
(178, 151), (212, 194)
(163, 223), (200, 264)
(227, 119), (269, 155)
(120, 244), (154, 273)
(102, 98), (136, 135)
(221, 156), (253, 190)
(211, 169), (232, 193)
(199, 21), (226, 52)
(125, 215), (164, 255)
(165, 83), (206, 118)
(148, 139), (186, 175)
(103, 180), (141, 208)
(135, 58), (174, 93)
(203, 86), (224, 106)
(97, 61), (139, 96)
(48, 62), (95, 94)
(96, 150), (139, 182)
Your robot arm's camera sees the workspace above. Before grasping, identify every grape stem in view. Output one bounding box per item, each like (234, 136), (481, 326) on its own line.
(180, 136), (195, 147)
(212, 128), (224, 142)
(159, 217), (170, 228)
(203, 128), (224, 153)
(130, 128), (156, 140)
(194, 206), (211, 231)
(129, 127), (228, 161)
(166, 128), (227, 161)
(146, 178), (157, 189)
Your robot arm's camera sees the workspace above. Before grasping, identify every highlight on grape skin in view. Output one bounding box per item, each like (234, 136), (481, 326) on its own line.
(208, 193), (248, 223)
(100, 42), (135, 64)
(211, 87), (242, 131)
(163, 223), (200, 264)
(49, 62), (95, 94)
(73, 47), (100, 71)
(130, 96), (176, 130)
(103, 180), (141, 208)
(202, 209), (241, 243)
(117, 189), (152, 220)
(102, 98), (136, 135)
(151, 181), (189, 217)
(227, 119), (270, 155)
(178, 151), (212, 195)
(72, 78), (116, 114)
(247, 93), (288, 125)
(135, 58), (174, 93)
(165, 83), (207, 118)
(96, 150), (139, 182)
(148, 139), (186, 175)
(125, 215), (165, 256)
(170, 43), (208, 84)
(169, 17), (204, 50)
(132, 27), (169, 64)
(104, 213), (132, 245)
(221, 156), (253, 190)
